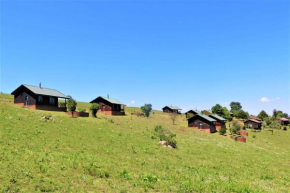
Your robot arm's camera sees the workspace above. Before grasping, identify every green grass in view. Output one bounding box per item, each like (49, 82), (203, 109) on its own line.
(0, 93), (290, 192)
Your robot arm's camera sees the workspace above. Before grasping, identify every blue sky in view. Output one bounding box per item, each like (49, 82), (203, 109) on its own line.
(0, 0), (289, 115)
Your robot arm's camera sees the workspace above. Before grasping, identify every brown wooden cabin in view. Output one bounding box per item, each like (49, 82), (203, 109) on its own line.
(244, 119), (262, 129)
(209, 114), (226, 130)
(162, 106), (181, 114)
(279, 118), (290, 125)
(188, 114), (217, 133)
(90, 96), (125, 116)
(201, 110), (212, 116)
(11, 84), (69, 111)
(185, 110), (200, 118)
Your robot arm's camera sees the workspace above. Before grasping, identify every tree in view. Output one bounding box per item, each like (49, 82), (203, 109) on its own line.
(211, 104), (224, 117)
(237, 110), (249, 119)
(257, 110), (269, 121)
(90, 103), (100, 118)
(273, 109), (277, 118)
(67, 97), (77, 117)
(169, 113), (178, 125)
(230, 102), (242, 111)
(140, 104), (152, 117)
(222, 107), (232, 121)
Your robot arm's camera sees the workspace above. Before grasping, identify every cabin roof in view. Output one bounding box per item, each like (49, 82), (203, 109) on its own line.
(209, 114), (226, 121)
(186, 109), (201, 114)
(163, 106), (181, 110)
(90, 96), (125, 105)
(188, 113), (216, 122)
(244, 119), (262, 124)
(11, 84), (69, 99)
(279, 118), (290, 121)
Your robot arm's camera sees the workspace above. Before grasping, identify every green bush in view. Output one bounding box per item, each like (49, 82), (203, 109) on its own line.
(90, 103), (100, 118)
(219, 127), (227, 135)
(154, 125), (177, 148)
(78, 107), (86, 113)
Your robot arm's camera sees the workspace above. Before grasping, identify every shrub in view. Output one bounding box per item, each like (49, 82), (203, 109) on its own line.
(78, 107), (86, 113)
(219, 127), (227, 135)
(232, 118), (244, 131)
(90, 103), (100, 118)
(67, 97), (77, 117)
(119, 169), (131, 180)
(141, 104), (152, 117)
(154, 125), (177, 148)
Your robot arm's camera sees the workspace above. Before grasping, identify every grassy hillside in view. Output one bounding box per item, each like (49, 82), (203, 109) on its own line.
(0, 94), (289, 192)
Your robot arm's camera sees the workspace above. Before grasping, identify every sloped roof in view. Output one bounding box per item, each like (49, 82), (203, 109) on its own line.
(188, 113), (216, 122)
(209, 114), (226, 121)
(279, 118), (290, 121)
(244, 119), (262, 124)
(163, 106), (181, 110)
(11, 84), (69, 99)
(90, 96), (125, 105)
(186, 110), (200, 114)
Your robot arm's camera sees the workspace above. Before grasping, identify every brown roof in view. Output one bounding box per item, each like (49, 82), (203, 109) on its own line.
(244, 119), (262, 124)
(279, 118), (290, 121)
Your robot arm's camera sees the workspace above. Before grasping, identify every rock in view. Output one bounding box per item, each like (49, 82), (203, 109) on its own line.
(159, 141), (166, 145)
(167, 145), (173, 149)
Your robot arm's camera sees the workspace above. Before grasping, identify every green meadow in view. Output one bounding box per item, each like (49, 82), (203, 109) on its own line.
(0, 93), (289, 192)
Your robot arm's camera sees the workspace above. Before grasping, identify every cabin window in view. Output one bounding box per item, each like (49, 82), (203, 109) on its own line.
(49, 97), (55, 105)
(25, 96), (29, 101)
(38, 96), (43, 103)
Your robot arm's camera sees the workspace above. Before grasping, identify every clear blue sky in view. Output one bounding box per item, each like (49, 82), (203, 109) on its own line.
(0, 0), (289, 115)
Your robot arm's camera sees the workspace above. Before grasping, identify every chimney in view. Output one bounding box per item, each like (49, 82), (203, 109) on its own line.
(39, 82), (42, 89)
(107, 94), (109, 98)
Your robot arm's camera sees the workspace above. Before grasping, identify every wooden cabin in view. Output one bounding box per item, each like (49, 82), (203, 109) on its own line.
(244, 119), (262, 129)
(279, 118), (290, 125)
(209, 114), (226, 130)
(201, 110), (212, 116)
(11, 84), (69, 111)
(90, 96), (125, 116)
(162, 106), (181, 114)
(185, 110), (200, 118)
(188, 114), (217, 133)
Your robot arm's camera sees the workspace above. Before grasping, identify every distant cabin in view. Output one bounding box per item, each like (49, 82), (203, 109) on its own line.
(90, 96), (125, 116)
(244, 119), (262, 129)
(11, 84), (69, 111)
(209, 114), (226, 130)
(279, 118), (290, 125)
(185, 110), (200, 118)
(201, 110), (212, 116)
(162, 106), (181, 114)
(188, 114), (217, 133)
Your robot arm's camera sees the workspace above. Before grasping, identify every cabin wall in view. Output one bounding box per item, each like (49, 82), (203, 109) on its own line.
(188, 117), (216, 133)
(245, 121), (261, 129)
(14, 91), (36, 106)
(36, 95), (58, 107)
(163, 107), (173, 113)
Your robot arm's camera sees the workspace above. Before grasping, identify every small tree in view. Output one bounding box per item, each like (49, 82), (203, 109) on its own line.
(232, 118), (244, 131)
(230, 102), (242, 111)
(90, 103), (100, 118)
(141, 104), (152, 117)
(169, 113), (178, 125)
(257, 110), (269, 121)
(67, 97), (77, 117)
(211, 104), (224, 117)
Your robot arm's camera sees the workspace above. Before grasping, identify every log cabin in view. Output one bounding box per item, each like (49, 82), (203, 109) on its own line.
(185, 110), (200, 118)
(188, 114), (217, 133)
(90, 96), (125, 116)
(11, 84), (69, 111)
(162, 106), (181, 114)
(209, 114), (226, 130)
(244, 119), (262, 129)
(279, 118), (290, 125)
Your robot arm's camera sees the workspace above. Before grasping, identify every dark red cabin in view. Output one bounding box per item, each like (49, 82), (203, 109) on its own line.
(11, 84), (69, 111)
(209, 114), (226, 131)
(162, 106), (181, 114)
(188, 114), (217, 133)
(279, 118), (290, 125)
(185, 110), (200, 118)
(90, 96), (125, 116)
(244, 119), (262, 129)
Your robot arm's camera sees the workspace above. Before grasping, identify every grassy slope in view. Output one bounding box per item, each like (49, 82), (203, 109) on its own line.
(0, 94), (289, 192)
